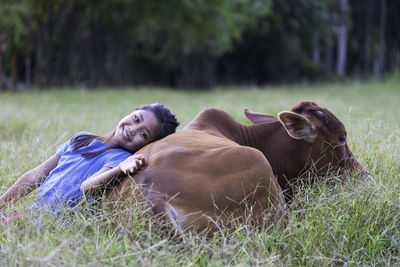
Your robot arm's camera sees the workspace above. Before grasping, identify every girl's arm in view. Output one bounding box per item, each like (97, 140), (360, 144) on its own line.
(81, 154), (145, 196)
(0, 154), (59, 211)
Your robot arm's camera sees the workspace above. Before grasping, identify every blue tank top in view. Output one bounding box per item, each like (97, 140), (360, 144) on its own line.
(32, 132), (132, 216)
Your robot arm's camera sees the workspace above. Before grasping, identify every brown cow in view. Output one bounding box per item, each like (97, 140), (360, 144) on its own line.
(106, 101), (366, 231)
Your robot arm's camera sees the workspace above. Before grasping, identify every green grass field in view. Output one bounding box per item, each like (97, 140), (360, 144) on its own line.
(1, 82), (399, 265)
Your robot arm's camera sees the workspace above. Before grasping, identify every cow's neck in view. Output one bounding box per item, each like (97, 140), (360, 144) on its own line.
(236, 121), (312, 192)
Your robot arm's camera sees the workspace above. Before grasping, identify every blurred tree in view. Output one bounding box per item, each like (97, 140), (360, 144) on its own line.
(335, 0), (349, 76)
(0, 1), (28, 90)
(218, 0), (336, 84)
(128, 0), (270, 89)
(0, 0), (398, 90)
(24, 0), (76, 87)
(385, 0), (400, 75)
(348, 0), (396, 81)
(373, 0), (386, 81)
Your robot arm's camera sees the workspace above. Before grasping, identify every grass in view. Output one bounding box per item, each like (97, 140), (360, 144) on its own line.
(0, 81), (399, 265)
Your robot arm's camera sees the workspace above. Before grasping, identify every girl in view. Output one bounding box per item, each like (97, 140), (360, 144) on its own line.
(0, 103), (179, 217)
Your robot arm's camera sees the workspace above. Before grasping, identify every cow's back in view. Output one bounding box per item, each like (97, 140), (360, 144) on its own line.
(106, 129), (284, 231)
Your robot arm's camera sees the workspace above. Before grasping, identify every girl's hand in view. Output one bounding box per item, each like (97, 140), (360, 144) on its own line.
(119, 154), (145, 175)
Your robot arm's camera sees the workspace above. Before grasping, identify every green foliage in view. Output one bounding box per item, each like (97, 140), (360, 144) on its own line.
(0, 82), (399, 265)
(130, 0), (270, 55)
(1, 0), (398, 89)
(0, 1), (28, 47)
(0, 0), (28, 80)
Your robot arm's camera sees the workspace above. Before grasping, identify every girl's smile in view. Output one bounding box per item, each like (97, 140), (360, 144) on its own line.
(110, 109), (161, 152)
(121, 125), (130, 141)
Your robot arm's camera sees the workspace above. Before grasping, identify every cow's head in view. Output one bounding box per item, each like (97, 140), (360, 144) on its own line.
(278, 101), (367, 178)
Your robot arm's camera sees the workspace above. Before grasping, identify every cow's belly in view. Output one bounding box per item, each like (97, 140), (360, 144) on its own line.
(106, 130), (284, 231)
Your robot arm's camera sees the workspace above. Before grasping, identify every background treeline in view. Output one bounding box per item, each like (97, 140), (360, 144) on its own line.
(0, 0), (398, 90)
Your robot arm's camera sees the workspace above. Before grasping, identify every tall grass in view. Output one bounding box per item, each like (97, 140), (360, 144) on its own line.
(1, 82), (399, 265)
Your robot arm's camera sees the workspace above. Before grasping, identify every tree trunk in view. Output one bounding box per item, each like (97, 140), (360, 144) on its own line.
(178, 48), (215, 90)
(324, 42), (334, 75)
(312, 33), (321, 64)
(0, 55), (6, 90)
(373, 0), (387, 81)
(32, 0), (73, 88)
(35, 36), (51, 88)
(10, 53), (17, 91)
(34, 13), (53, 88)
(336, 0), (348, 76)
(364, 0), (373, 75)
(25, 56), (32, 88)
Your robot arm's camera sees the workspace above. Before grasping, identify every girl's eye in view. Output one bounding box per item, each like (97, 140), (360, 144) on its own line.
(141, 131), (147, 139)
(338, 136), (346, 144)
(134, 115), (139, 123)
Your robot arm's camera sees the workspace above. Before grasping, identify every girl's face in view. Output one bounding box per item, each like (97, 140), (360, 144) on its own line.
(114, 109), (161, 152)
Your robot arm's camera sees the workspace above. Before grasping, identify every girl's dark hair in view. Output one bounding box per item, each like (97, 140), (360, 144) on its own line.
(71, 103), (179, 158)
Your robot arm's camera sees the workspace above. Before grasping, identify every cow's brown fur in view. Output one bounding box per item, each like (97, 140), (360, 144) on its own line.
(106, 101), (366, 232)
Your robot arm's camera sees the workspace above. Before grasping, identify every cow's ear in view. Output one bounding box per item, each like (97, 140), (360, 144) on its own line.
(244, 108), (276, 124)
(278, 111), (317, 142)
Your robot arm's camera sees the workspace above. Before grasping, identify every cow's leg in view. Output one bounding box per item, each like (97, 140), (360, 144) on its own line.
(145, 188), (211, 233)
(165, 202), (216, 233)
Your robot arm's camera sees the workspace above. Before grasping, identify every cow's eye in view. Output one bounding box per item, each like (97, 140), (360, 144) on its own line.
(338, 136), (346, 144)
